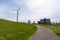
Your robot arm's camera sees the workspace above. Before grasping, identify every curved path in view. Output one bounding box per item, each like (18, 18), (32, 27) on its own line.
(30, 25), (60, 40)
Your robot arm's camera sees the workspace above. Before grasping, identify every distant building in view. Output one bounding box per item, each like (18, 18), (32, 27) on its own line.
(33, 21), (35, 24)
(38, 18), (51, 24)
(28, 20), (31, 24)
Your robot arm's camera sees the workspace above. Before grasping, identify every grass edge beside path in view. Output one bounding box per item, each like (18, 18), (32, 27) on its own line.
(39, 24), (60, 37)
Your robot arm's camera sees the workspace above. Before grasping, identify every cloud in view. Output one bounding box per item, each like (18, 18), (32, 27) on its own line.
(0, 0), (60, 23)
(6, 0), (60, 22)
(26, 0), (60, 22)
(0, 4), (8, 18)
(0, 2), (17, 21)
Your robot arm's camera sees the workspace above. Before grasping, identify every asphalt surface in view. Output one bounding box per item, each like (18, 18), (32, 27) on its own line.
(30, 25), (60, 40)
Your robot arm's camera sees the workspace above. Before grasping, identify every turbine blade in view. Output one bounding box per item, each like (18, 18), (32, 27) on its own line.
(13, 10), (17, 11)
(18, 8), (21, 10)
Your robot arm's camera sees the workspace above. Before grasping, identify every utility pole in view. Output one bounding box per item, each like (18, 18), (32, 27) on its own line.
(13, 8), (20, 22)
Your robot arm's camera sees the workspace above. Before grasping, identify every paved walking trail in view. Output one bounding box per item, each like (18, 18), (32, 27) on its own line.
(30, 25), (60, 40)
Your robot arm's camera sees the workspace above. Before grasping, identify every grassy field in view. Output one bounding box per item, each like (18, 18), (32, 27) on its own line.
(40, 24), (60, 37)
(0, 19), (37, 40)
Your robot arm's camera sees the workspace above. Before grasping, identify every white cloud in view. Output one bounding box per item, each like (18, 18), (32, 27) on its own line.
(0, 0), (60, 23)
(0, 4), (8, 18)
(11, 0), (60, 23)
(0, 3), (17, 22)
(26, 0), (60, 22)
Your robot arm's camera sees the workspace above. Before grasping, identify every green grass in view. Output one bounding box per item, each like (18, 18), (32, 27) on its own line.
(0, 19), (37, 40)
(40, 24), (60, 37)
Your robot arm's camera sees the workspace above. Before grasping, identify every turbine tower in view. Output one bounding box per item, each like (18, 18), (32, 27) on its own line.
(13, 8), (20, 22)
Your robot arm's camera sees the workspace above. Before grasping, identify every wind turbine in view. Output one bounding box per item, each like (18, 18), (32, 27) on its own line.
(13, 8), (21, 22)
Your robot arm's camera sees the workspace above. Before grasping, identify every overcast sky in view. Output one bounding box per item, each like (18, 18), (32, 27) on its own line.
(0, 0), (60, 23)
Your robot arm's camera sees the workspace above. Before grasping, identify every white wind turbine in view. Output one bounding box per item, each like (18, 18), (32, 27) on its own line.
(13, 8), (21, 22)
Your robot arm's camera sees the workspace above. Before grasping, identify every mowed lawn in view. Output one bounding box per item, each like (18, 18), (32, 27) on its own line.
(40, 24), (60, 37)
(0, 19), (37, 40)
